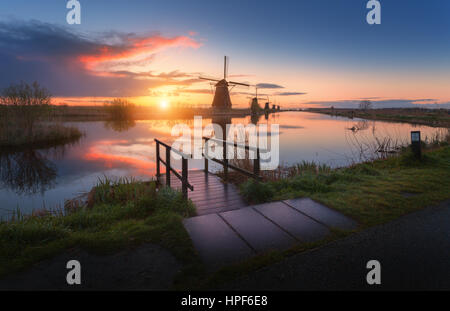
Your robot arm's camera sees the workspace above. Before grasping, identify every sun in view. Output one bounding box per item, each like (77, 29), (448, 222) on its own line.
(160, 99), (169, 109)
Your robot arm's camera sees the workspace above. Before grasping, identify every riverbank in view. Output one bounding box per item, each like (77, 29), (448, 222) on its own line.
(238, 144), (450, 227)
(0, 178), (201, 288)
(0, 122), (83, 149)
(199, 144), (450, 287)
(0, 143), (449, 289)
(306, 108), (450, 128)
(50, 105), (259, 121)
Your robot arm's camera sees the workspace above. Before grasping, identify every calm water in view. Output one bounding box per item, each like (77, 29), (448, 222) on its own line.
(0, 112), (446, 218)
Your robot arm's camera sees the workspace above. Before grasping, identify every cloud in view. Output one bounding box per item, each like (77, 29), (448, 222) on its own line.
(78, 34), (201, 72)
(0, 20), (201, 97)
(256, 83), (284, 89)
(275, 92), (307, 96)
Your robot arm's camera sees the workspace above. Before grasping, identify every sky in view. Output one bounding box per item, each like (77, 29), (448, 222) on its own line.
(0, 0), (449, 109)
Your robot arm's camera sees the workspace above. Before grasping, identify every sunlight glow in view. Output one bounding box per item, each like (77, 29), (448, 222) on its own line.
(160, 99), (169, 109)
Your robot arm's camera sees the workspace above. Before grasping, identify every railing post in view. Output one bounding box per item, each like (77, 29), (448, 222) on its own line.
(166, 147), (171, 187)
(182, 156), (188, 199)
(223, 140), (228, 181)
(253, 148), (260, 179)
(156, 141), (160, 181)
(204, 138), (209, 174)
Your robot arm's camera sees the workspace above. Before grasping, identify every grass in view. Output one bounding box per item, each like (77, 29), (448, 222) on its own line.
(239, 145), (450, 227)
(0, 122), (83, 149)
(0, 177), (200, 282)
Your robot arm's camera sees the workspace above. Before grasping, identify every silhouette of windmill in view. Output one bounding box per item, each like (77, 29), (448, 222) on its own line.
(199, 56), (249, 109)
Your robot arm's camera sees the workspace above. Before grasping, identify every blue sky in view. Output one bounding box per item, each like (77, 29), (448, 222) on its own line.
(0, 0), (449, 108)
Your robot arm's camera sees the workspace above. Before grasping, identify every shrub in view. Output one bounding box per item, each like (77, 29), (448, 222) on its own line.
(104, 98), (135, 120)
(240, 179), (274, 204)
(0, 81), (52, 137)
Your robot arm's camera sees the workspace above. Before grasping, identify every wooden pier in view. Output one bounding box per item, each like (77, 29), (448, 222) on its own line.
(155, 137), (262, 216)
(160, 170), (247, 216)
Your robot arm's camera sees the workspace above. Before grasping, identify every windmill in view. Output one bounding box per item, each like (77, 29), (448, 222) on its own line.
(250, 85), (264, 114)
(199, 56), (249, 109)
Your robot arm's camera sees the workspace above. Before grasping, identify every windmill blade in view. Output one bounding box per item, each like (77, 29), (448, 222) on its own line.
(199, 76), (221, 82)
(228, 81), (250, 87)
(224, 56), (229, 80)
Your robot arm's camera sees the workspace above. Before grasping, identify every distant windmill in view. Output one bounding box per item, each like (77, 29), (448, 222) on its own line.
(199, 56), (249, 109)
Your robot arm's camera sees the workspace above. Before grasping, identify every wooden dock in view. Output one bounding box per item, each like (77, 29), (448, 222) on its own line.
(160, 170), (248, 216)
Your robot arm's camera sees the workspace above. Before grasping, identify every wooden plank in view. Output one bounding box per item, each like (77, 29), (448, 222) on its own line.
(160, 170), (248, 215)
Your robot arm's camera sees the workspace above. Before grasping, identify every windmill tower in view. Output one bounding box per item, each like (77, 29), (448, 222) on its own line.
(200, 56), (249, 109)
(250, 85), (262, 114)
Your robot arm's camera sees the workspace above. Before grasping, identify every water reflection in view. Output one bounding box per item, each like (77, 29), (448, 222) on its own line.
(348, 120), (370, 132)
(0, 112), (447, 218)
(0, 137), (80, 197)
(0, 149), (57, 195)
(104, 119), (136, 132)
(251, 114), (262, 125)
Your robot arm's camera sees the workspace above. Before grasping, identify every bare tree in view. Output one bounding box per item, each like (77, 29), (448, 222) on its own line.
(0, 81), (52, 136)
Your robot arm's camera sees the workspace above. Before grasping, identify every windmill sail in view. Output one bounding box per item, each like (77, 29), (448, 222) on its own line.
(200, 56), (249, 109)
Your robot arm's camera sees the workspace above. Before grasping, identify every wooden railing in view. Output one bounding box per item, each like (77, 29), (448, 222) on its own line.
(155, 139), (193, 198)
(202, 136), (263, 181)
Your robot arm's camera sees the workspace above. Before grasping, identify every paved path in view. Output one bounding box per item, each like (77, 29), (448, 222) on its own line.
(221, 200), (450, 290)
(183, 198), (358, 268)
(161, 170), (248, 215)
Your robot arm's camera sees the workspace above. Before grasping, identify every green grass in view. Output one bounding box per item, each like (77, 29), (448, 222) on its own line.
(0, 178), (199, 281)
(240, 145), (450, 227)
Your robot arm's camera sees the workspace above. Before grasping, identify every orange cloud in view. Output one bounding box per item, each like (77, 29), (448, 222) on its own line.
(78, 35), (201, 72)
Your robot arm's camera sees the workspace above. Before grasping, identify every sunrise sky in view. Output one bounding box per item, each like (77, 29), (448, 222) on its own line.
(0, 0), (449, 109)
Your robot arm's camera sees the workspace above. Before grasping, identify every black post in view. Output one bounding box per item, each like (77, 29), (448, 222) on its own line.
(182, 156), (188, 199)
(223, 140), (228, 181)
(204, 138), (209, 174)
(166, 147), (171, 187)
(411, 131), (422, 159)
(156, 141), (160, 181)
(253, 148), (260, 179)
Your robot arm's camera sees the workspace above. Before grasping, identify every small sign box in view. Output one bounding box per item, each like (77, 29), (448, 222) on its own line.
(411, 131), (421, 142)
(411, 131), (421, 159)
